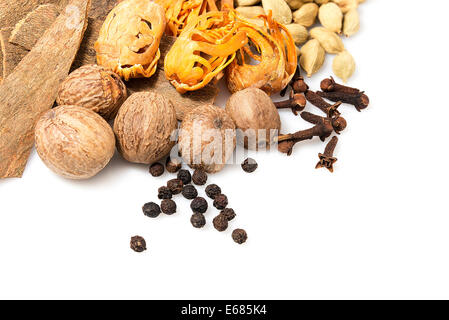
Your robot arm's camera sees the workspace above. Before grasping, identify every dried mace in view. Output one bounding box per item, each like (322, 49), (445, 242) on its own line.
(316, 136), (339, 173)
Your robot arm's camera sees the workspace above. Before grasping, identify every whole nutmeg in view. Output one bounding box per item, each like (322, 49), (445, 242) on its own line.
(56, 64), (127, 120)
(226, 88), (280, 150)
(178, 104), (236, 173)
(114, 92), (177, 164)
(35, 105), (115, 179)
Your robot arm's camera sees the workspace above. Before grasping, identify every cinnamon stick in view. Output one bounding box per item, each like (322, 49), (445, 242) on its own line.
(0, 0), (90, 178)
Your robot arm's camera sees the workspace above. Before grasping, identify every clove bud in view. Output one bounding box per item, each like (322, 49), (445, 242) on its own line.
(315, 136), (338, 172)
(318, 90), (369, 112)
(320, 76), (360, 95)
(305, 90), (341, 118)
(274, 91), (306, 115)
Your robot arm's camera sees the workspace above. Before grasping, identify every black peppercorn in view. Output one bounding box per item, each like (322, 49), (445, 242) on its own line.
(158, 186), (172, 199)
(190, 213), (206, 228)
(190, 197), (208, 213)
(166, 157), (182, 173)
(232, 229), (248, 244)
(161, 199), (177, 215)
(142, 202), (161, 218)
(205, 184), (221, 199)
(221, 208), (236, 221)
(192, 169), (208, 185)
(177, 169), (192, 185)
(149, 162), (164, 177)
(167, 179), (183, 194)
(213, 194), (228, 210)
(182, 184), (198, 200)
(241, 158), (258, 173)
(213, 214), (228, 232)
(130, 236), (147, 252)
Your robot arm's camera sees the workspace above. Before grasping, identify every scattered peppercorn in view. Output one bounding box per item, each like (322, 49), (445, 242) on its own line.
(213, 194), (228, 210)
(205, 184), (221, 199)
(142, 202), (161, 218)
(190, 213), (206, 228)
(177, 169), (192, 185)
(232, 229), (248, 244)
(130, 236), (147, 253)
(158, 186), (172, 199)
(182, 184), (198, 200)
(161, 199), (177, 215)
(241, 158), (258, 173)
(192, 169), (208, 185)
(167, 179), (183, 194)
(213, 214), (228, 232)
(166, 157), (182, 173)
(190, 197), (208, 213)
(221, 208), (236, 221)
(149, 162), (164, 177)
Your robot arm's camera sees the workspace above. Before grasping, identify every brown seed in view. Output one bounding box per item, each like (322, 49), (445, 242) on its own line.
(241, 158), (258, 173)
(167, 179), (184, 194)
(213, 194), (228, 210)
(192, 169), (208, 185)
(190, 213), (206, 228)
(149, 162), (164, 177)
(221, 208), (236, 221)
(232, 229), (248, 244)
(191, 197), (208, 213)
(161, 199), (177, 215)
(182, 184), (198, 200)
(213, 214), (229, 232)
(130, 236), (147, 252)
(166, 156), (182, 173)
(205, 184), (222, 199)
(158, 186), (172, 199)
(142, 202), (161, 218)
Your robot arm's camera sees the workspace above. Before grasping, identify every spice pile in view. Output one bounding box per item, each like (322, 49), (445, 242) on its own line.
(0, 0), (370, 252)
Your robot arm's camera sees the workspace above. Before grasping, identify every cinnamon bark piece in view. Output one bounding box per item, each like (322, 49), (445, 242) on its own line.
(9, 4), (60, 50)
(0, 27), (28, 78)
(0, 0), (90, 178)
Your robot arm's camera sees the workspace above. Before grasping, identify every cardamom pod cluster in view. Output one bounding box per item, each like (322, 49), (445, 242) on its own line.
(235, 0), (366, 82)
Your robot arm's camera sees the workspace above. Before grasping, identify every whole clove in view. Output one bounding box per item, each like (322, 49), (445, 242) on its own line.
(182, 184), (198, 200)
(149, 162), (164, 177)
(213, 214), (228, 232)
(192, 169), (208, 185)
(190, 197), (208, 213)
(241, 158), (258, 173)
(305, 90), (342, 118)
(130, 236), (147, 253)
(142, 202), (161, 218)
(158, 186), (172, 199)
(277, 112), (346, 156)
(213, 194), (228, 210)
(232, 229), (248, 244)
(205, 184), (222, 200)
(320, 76), (360, 95)
(190, 213), (206, 228)
(317, 90), (369, 112)
(166, 157), (182, 173)
(274, 91), (306, 116)
(177, 169), (192, 185)
(316, 136), (339, 173)
(167, 179), (184, 194)
(292, 76), (309, 94)
(161, 199), (177, 215)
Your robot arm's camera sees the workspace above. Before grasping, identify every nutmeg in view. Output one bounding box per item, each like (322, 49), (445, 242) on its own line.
(56, 65), (127, 120)
(113, 92), (178, 164)
(178, 104), (236, 174)
(34, 105), (116, 179)
(225, 88), (280, 150)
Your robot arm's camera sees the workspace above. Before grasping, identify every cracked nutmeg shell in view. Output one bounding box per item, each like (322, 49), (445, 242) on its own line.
(94, 0), (166, 81)
(34, 105), (116, 180)
(178, 104), (236, 173)
(114, 92), (177, 164)
(56, 65), (127, 121)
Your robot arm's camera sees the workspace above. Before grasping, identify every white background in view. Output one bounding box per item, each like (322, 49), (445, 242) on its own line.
(1, 0), (448, 299)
